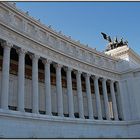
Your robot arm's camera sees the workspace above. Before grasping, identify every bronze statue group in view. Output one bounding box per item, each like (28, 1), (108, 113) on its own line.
(101, 32), (128, 51)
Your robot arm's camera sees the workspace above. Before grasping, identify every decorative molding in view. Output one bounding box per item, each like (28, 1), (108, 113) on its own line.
(0, 3), (122, 80)
(0, 2), (118, 68)
(1, 40), (12, 47)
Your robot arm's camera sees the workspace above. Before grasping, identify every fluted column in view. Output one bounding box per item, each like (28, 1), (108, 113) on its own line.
(110, 80), (119, 120)
(85, 73), (94, 119)
(31, 54), (40, 114)
(93, 76), (102, 120)
(76, 71), (84, 119)
(17, 48), (26, 112)
(115, 81), (124, 120)
(102, 78), (110, 120)
(56, 64), (63, 117)
(43, 59), (52, 116)
(66, 67), (74, 118)
(1, 42), (12, 109)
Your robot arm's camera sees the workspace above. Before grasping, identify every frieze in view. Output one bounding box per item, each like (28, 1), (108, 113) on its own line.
(0, 6), (9, 19)
(0, 9), (121, 80)
(0, 3), (119, 72)
(14, 15), (22, 29)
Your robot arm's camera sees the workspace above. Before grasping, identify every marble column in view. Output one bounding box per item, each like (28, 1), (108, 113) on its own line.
(85, 73), (94, 119)
(66, 67), (74, 118)
(110, 80), (119, 120)
(102, 78), (110, 120)
(43, 59), (52, 116)
(116, 81), (124, 120)
(17, 48), (26, 112)
(56, 64), (63, 117)
(76, 71), (84, 119)
(93, 76), (102, 120)
(1, 42), (12, 109)
(31, 54), (40, 114)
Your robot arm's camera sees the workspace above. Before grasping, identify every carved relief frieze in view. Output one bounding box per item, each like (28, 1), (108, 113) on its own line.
(66, 43), (71, 54)
(8, 12), (15, 25)
(49, 35), (56, 48)
(34, 26), (40, 40)
(39, 29), (46, 40)
(0, 3), (119, 72)
(27, 23), (35, 35)
(86, 52), (91, 62)
(69, 45), (74, 55)
(45, 32), (49, 42)
(14, 15), (22, 29)
(0, 4), (121, 80)
(56, 40), (61, 50)
(60, 40), (66, 50)
(0, 6), (9, 20)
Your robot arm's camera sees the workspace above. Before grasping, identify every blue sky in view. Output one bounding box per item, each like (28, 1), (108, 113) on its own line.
(16, 2), (140, 54)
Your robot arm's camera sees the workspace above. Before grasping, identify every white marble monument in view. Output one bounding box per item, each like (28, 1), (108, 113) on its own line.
(0, 2), (140, 138)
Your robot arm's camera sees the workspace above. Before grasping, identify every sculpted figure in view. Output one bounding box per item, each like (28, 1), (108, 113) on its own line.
(101, 32), (128, 51)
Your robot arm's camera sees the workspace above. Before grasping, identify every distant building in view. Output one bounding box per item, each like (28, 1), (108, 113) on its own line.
(0, 2), (140, 138)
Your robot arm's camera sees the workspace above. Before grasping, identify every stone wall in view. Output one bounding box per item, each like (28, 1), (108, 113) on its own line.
(0, 109), (130, 138)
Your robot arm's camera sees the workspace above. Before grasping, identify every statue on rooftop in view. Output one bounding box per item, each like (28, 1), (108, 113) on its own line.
(101, 32), (128, 51)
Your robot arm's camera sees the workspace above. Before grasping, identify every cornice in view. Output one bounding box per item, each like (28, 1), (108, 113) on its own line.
(2, 2), (137, 79)
(105, 45), (129, 57)
(0, 2), (120, 73)
(105, 46), (140, 63)
(128, 48), (140, 63)
(119, 66), (140, 75)
(1, 2), (117, 61)
(0, 22), (121, 80)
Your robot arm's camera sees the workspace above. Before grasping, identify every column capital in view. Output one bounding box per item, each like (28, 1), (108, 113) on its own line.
(2, 41), (13, 49)
(74, 70), (82, 75)
(64, 67), (73, 72)
(87, 73), (91, 77)
(109, 79), (115, 84)
(91, 75), (99, 80)
(16, 48), (27, 55)
(116, 80), (120, 83)
(42, 59), (52, 65)
(29, 54), (40, 60)
(54, 63), (63, 69)
(83, 73), (91, 78)
(101, 77), (108, 82)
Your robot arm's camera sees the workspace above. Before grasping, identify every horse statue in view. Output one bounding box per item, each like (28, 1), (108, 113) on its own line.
(101, 32), (128, 51)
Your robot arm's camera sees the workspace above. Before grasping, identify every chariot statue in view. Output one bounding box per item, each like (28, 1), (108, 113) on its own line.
(101, 32), (128, 51)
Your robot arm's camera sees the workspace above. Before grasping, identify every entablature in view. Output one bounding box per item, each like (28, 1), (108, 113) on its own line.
(0, 23), (121, 80)
(0, 2), (120, 72)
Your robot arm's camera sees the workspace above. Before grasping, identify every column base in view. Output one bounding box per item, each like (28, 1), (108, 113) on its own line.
(58, 113), (64, 117)
(69, 114), (75, 118)
(17, 108), (25, 113)
(46, 113), (52, 116)
(89, 116), (94, 119)
(1, 106), (9, 110)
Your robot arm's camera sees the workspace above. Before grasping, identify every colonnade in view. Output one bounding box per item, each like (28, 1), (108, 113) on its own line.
(0, 41), (121, 121)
